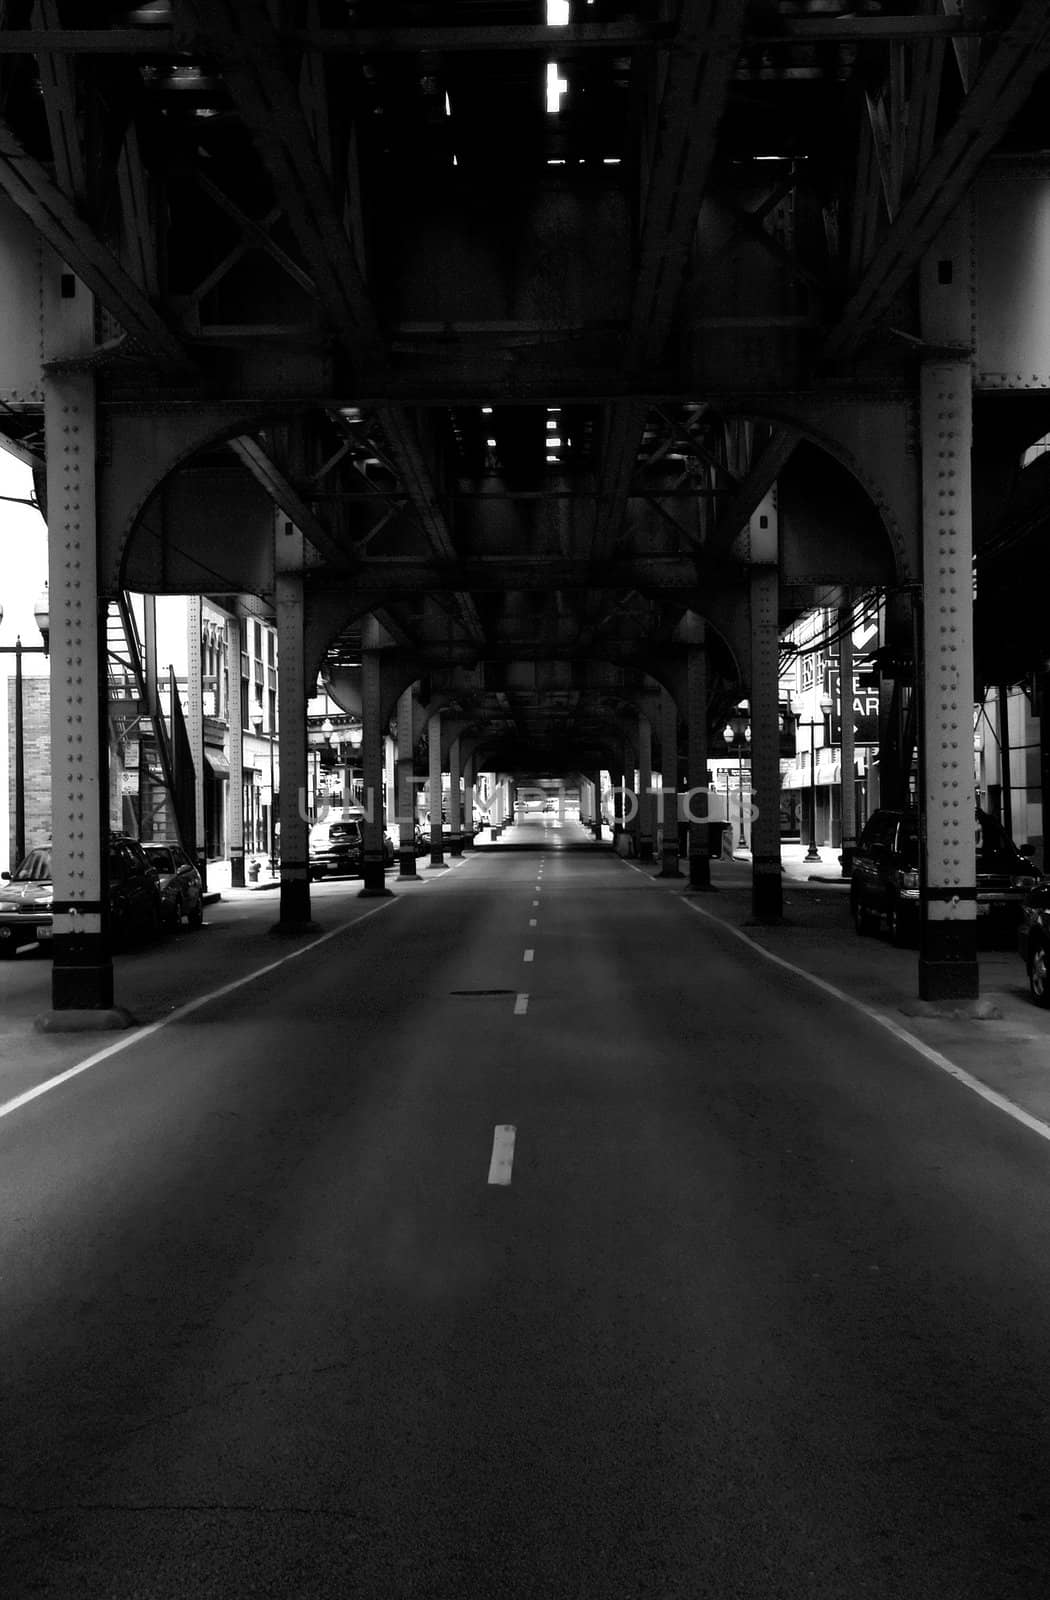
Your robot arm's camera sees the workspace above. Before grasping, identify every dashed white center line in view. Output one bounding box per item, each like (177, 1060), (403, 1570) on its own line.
(523, 948), (535, 962)
(514, 993), (529, 1015)
(532, 899), (540, 906)
(529, 917), (537, 926)
(488, 1124), (517, 1185)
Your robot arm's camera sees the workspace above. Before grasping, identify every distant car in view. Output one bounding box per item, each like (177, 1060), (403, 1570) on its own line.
(142, 842), (204, 930)
(851, 807), (1041, 945)
(0, 838), (164, 957)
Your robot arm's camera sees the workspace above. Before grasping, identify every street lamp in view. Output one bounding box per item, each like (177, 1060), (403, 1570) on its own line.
(252, 713), (277, 873)
(0, 587), (50, 867)
(800, 695), (834, 863)
(722, 702), (750, 852)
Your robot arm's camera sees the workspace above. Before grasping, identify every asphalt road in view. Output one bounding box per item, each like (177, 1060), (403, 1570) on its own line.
(3, 821), (1050, 1597)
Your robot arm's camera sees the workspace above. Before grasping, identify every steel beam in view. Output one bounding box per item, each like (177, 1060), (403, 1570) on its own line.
(826, 0), (1050, 360)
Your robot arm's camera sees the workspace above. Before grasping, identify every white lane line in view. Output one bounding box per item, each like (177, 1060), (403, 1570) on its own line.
(532, 899), (540, 907)
(488, 1124), (517, 1184)
(676, 888), (1050, 1148)
(514, 993), (529, 1015)
(529, 917), (537, 926)
(523, 948), (535, 962)
(0, 897), (400, 1125)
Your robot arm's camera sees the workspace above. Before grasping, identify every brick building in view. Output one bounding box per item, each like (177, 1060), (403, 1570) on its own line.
(5, 671), (50, 871)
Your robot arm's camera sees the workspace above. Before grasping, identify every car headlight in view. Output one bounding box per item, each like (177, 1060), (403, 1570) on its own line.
(898, 869), (920, 898)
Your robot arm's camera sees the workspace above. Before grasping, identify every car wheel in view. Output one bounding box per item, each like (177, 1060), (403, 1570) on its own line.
(1029, 941), (1050, 1008)
(851, 893), (878, 936)
(167, 895), (183, 931)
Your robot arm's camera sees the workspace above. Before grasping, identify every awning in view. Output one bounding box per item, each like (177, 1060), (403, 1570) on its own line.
(205, 750), (230, 778)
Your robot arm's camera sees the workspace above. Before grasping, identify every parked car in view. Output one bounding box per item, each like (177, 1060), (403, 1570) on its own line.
(1018, 881), (1050, 1005)
(0, 846), (54, 956)
(141, 841), (204, 930)
(0, 837), (164, 956)
(309, 816), (364, 878)
(851, 807), (1041, 945)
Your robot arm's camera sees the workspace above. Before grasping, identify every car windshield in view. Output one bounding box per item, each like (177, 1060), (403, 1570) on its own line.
(12, 849), (51, 883)
(146, 848), (175, 873)
(328, 824), (359, 843)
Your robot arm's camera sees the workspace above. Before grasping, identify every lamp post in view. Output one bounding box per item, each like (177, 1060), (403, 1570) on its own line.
(0, 589), (50, 867)
(800, 696), (833, 862)
(722, 703), (750, 852)
(252, 713), (277, 873)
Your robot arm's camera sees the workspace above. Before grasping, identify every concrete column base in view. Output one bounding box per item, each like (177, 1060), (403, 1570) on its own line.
(490, 827), (499, 841)
(273, 878), (317, 932)
(398, 850), (418, 878)
(51, 947), (114, 1012)
(427, 858), (450, 870)
(449, 835), (463, 857)
(36, 1005), (136, 1033)
(639, 838), (654, 862)
(230, 854), (246, 888)
(686, 853), (712, 889)
(751, 857), (783, 923)
(919, 919), (979, 1000)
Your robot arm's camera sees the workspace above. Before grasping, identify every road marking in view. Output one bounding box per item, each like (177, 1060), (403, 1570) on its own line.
(532, 899), (540, 906)
(657, 866), (1050, 1150)
(523, 948), (535, 962)
(488, 1124), (517, 1184)
(0, 896), (400, 1125)
(514, 993), (529, 1015)
(529, 917), (537, 927)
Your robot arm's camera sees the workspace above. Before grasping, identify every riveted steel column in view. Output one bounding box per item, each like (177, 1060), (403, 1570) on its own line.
(427, 711), (448, 867)
(750, 564), (783, 922)
(658, 687), (682, 876)
(228, 615), (246, 886)
(449, 738), (463, 855)
(186, 596), (205, 875)
(358, 638), (390, 896)
(45, 362), (113, 1011)
(463, 753), (475, 843)
(838, 605), (857, 878)
(917, 217), (977, 1000)
(686, 641), (711, 888)
(396, 687), (418, 877)
(274, 523), (313, 932)
(638, 714), (655, 862)
(917, 359), (977, 997)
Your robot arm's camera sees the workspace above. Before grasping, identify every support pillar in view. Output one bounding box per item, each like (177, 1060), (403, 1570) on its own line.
(917, 220), (978, 1000)
(274, 525), (314, 931)
(686, 639), (711, 889)
(638, 713), (654, 862)
(358, 635), (391, 896)
(658, 688), (683, 876)
(46, 357), (115, 1012)
(396, 687), (418, 877)
(228, 614), (246, 886)
(997, 684), (1013, 838)
(186, 596), (205, 880)
(838, 604), (857, 878)
(917, 359), (977, 997)
(449, 738), (463, 855)
(750, 565), (783, 922)
(462, 754), (475, 846)
(427, 711), (448, 867)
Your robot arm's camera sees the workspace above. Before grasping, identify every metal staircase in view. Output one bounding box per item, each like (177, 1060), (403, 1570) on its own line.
(105, 595), (183, 845)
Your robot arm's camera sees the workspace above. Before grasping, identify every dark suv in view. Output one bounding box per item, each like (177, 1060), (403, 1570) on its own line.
(851, 807), (1041, 945)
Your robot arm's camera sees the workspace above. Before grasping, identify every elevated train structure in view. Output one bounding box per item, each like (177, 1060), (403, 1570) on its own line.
(0, 1), (1049, 1009)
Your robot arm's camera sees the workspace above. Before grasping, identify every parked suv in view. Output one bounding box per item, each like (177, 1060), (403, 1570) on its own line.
(309, 816), (364, 879)
(0, 837), (164, 956)
(851, 807), (1040, 945)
